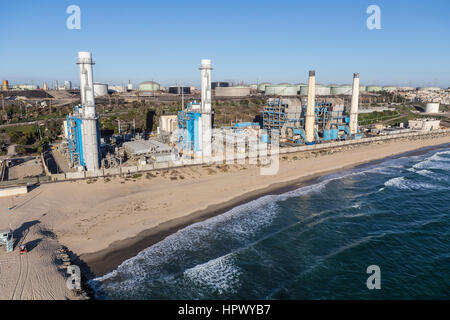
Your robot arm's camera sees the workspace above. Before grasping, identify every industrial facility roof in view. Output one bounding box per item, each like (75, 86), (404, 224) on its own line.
(123, 139), (171, 156)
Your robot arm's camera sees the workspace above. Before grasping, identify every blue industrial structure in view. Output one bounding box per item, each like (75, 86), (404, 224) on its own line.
(66, 104), (101, 168)
(262, 99), (363, 145)
(233, 122), (260, 129)
(178, 101), (203, 153)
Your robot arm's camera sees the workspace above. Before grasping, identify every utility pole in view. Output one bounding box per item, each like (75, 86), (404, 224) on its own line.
(38, 124), (42, 140)
(1, 94), (5, 121)
(181, 85), (184, 110)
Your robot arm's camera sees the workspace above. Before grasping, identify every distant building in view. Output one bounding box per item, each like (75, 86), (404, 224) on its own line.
(424, 102), (440, 113)
(109, 85), (127, 93)
(168, 86), (191, 95)
(64, 80), (72, 90)
(408, 119), (440, 132)
(212, 81), (232, 90)
(15, 84), (38, 90)
(2, 80), (8, 91)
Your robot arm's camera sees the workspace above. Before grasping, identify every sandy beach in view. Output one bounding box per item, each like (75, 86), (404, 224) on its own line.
(0, 132), (449, 299)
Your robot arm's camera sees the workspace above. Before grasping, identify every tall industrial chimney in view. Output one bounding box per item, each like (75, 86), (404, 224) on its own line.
(305, 70), (316, 144)
(200, 59), (212, 159)
(77, 52), (100, 171)
(77, 52), (96, 118)
(350, 73), (360, 135)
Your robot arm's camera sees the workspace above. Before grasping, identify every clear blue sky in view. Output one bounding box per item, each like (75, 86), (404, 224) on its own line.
(1, 0), (449, 88)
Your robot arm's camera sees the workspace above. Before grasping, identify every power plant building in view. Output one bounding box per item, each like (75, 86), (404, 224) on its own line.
(262, 70), (363, 147)
(177, 59), (213, 159)
(66, 52), (101, 171)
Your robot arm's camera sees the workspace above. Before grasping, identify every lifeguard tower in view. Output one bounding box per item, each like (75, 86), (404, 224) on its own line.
(0, 228), (14, 252)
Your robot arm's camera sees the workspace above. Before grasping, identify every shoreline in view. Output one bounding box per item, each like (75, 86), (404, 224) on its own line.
(81, 140), (450, 279)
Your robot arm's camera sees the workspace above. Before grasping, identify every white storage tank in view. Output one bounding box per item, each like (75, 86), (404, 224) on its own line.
(367, 86), (383, 92)
(383, 86), (398, 92)
(295, 83), (306, 94)
(425, 102), (440, 113)
(93, 82), (108, 97)
(257, 82), (272, 92)
(299, 84), (309, 96)
(330, 85), (352, 95)
(215, 86), (250, 97)
(109, 85), (126, 93)
(301, 84), (330, 96)
(265, 84), (298, 96)
(138, 81), (160, 92)
(316, 85), (331, 96)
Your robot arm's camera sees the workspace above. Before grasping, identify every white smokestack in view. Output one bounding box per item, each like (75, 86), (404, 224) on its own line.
(77, 51), (99, 171)
(77, 52), (96, 118)
(305, 70), (316, 143)
(350, 73), (360, 135)
(200, 59), (212, 158)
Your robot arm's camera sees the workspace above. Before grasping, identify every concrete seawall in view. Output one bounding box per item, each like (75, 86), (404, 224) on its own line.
(0, 185), (28, 198)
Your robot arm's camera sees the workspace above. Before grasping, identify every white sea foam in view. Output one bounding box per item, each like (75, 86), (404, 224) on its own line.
(385, 177), (408, 189)
(416, 169), (434, 177)
(183, 254), (241, 295)
(412, 150), (450, 171)
(351, 203), (362, 209)
(384, 176), (443, 191)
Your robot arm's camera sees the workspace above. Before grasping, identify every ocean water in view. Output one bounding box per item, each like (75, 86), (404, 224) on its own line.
(89, 145), (450, 300)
